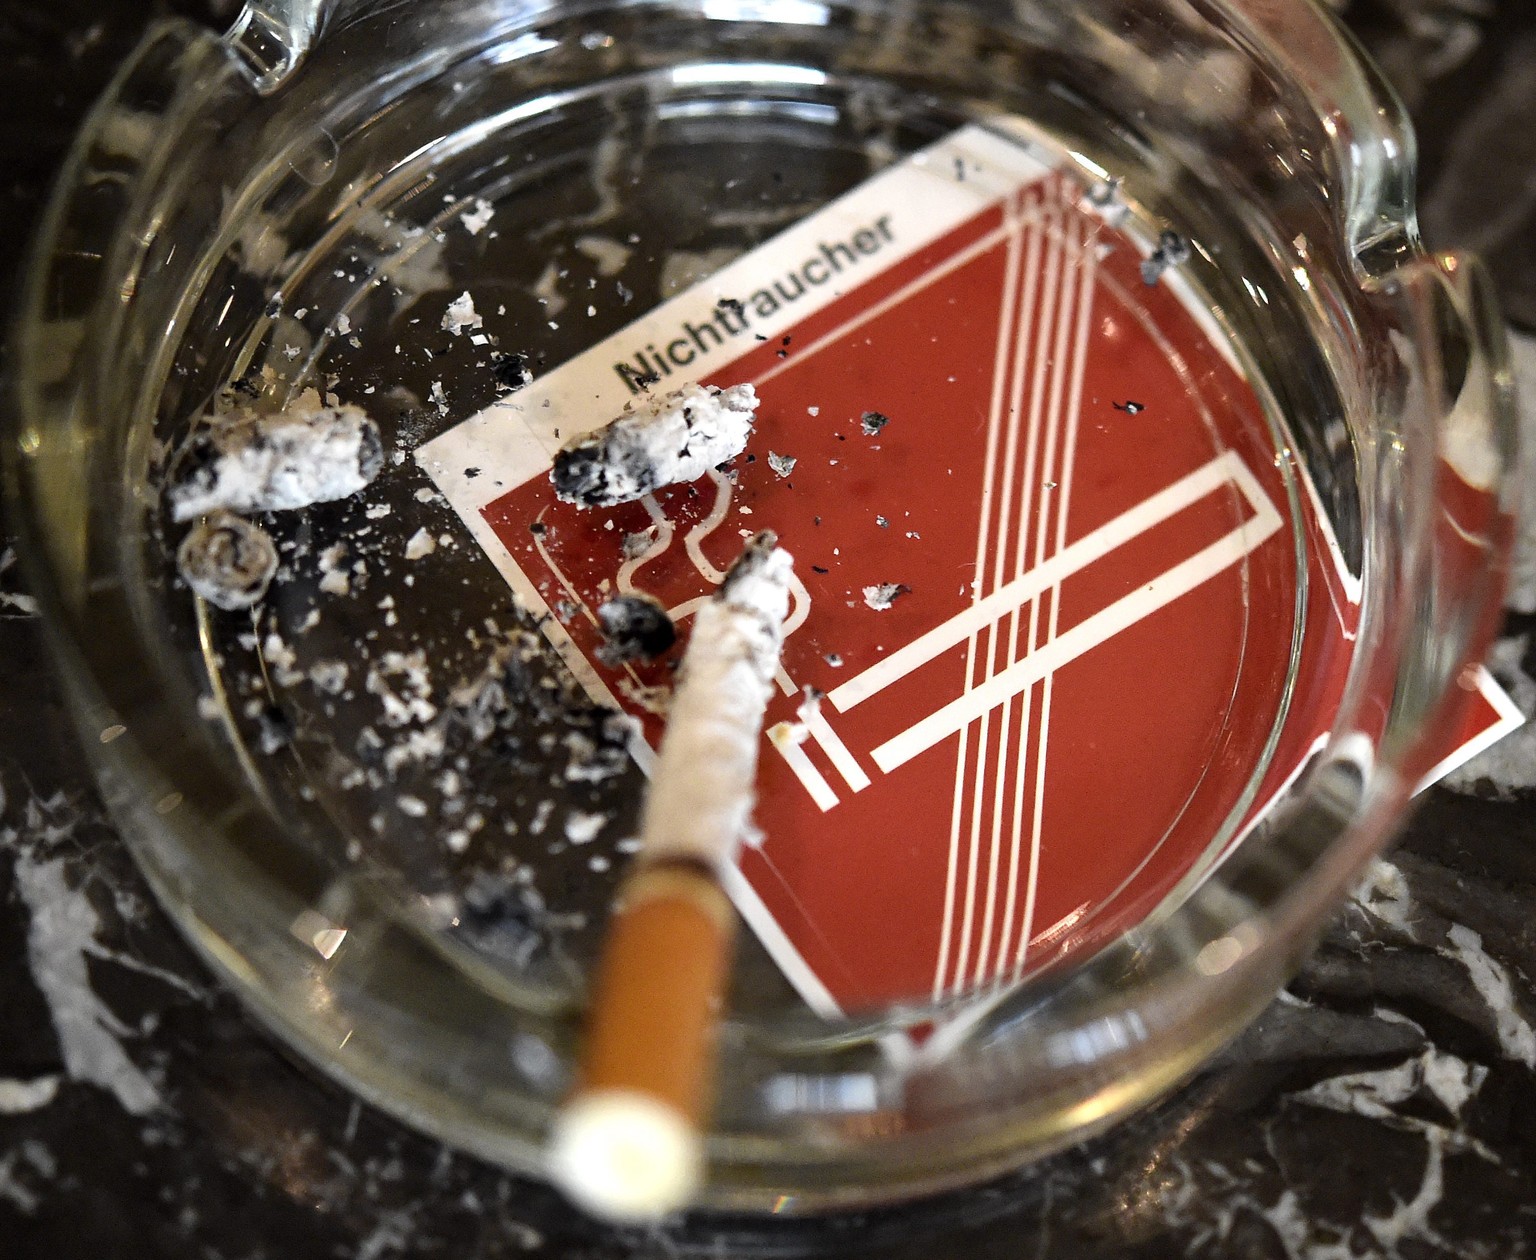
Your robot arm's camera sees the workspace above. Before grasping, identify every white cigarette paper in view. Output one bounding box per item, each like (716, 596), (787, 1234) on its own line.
(641, 532), (792, 867)
(547, 534), (793, 1222)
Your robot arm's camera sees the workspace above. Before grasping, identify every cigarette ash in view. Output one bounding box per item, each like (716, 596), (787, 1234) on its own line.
(620, 526), (659, 560)
(167, 386), (385, 612)
(168, 360), (645, 985)
(617, 678), (672, 716)
(491, 352), (533, 393)
(168, 146), (998, 998)
(863, 582), (910, 611)
(595, 594), (676, 665)
(228, 590), (642, 976)
(168, 389), (383, 522)
(379, 627), (639, 973)
(176, 512), (278, 610)
(550, 382), (758, 508)
(718, 531), (792, 622)
(366, 648), (439, 729)
(1140, 229), (1191, 286)
(459, 197), (495, 236)
(405, 527), (437, 560)
(860, 410), (889, 436)
(767, 685), (826, 750)
(1083, 177), (1129, 227)
(317, 543), (353, 596)
(167, 148), (921, 994)
(565, 811), (606, 845)
(637, 533), (792, 871)
(442, 291), (483, 336)
(434, 869), (594, 975)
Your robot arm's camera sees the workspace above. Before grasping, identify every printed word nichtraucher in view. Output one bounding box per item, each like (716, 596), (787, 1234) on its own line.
(613, 216), (896, 392)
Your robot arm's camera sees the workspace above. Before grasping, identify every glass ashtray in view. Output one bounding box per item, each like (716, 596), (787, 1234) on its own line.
(5, 0), (1518, 1215)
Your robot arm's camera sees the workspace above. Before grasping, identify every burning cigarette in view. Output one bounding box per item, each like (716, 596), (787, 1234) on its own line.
(550, 382), (758, 509)
(547, 532), (793, 1221)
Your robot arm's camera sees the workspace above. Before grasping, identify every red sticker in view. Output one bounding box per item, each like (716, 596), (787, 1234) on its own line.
(487, 177), (1305, 1009)
(421, 128), (1518, 1015)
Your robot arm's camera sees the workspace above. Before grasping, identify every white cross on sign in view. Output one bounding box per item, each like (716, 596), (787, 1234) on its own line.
(782, 450), (1281, 794)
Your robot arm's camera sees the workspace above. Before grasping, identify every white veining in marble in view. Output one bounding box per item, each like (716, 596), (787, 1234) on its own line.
(4, 795), (161, 1115)
(0, 1140), (56, 1215)
(1442, 923), (1536, 1067)
(1226, 1126), (1498, 1260)
(549, 130), (631, 237)
(354, 1206), (420, 1260)
(1294, 1047), (1487, 1121)
(1360, 1128), (1448, 1256)
(1418, 1047), (1488, 1116)
(1254, 1190), (1360, 1260)
(0, 1075), (61, 1114)
(658, 246), (744, 298)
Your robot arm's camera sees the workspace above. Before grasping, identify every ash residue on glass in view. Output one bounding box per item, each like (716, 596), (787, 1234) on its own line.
(146, 70), (944, 1002)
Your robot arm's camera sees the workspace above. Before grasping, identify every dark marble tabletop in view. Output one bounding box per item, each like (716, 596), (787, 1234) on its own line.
(3, 2), (1535, 1257)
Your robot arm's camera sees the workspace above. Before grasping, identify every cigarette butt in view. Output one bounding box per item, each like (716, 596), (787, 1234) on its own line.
(549, 532), (790, 1220)
(548, 861), (735, 1221)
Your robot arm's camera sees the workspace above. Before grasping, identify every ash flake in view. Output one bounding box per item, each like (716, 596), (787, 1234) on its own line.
(862, 582), (909, 611)
(1140, 230), (1192, 286)
(460, 197), (495, 235)
(262, 633), (305, 687)
(442, 291), (483, 336)
(318, 543), (351, 596)
(564, 811), (607, 845)
(309, 660), (349, 694)
(405, 528), (437, 561)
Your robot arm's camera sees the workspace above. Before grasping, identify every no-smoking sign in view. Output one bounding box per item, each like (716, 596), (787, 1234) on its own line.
(421, 125), (1519, 1015)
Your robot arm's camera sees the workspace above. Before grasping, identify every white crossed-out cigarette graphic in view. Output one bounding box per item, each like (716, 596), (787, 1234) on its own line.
(757, 182), (1284, 996)
(767, 182), (1281, 803)
(770, 451), (1282, 796)
(481, 172), (1288, 1005)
